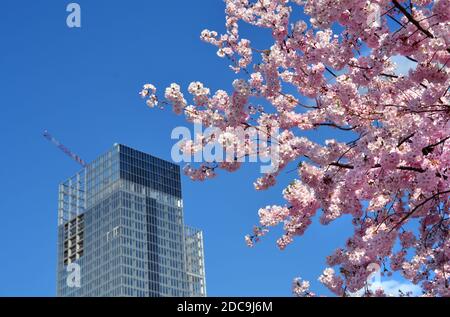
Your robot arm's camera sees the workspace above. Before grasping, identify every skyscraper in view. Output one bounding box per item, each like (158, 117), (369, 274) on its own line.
(56, 144), (206, 297)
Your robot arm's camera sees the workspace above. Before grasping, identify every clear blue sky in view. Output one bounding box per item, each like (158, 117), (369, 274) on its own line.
(0, 0), (360, 296)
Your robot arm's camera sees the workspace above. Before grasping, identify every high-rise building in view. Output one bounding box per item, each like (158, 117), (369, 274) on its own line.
(56, 144), (206, 297)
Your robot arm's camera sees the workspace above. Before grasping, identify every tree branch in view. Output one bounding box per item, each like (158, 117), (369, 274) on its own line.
(422, 136), (450, 155)
(390, 190), (450, 231)
(329, 162), (426, 173)
(392, 0), (434, 38)
(325, 66), (337, 78)
(392, 0), (450, 53)
(314, 123), (357, 131)
(398, 132), (415, 147)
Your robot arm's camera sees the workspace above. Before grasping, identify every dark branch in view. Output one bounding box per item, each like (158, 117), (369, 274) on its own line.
(314, 123), (357, 131)
(405, 56), (418, 63)
(390, 190), (450, 231)
(392, 0), (434, 38)
(398, 132), (416, 147)
(422, 136), (450, 155)
(329, 162), (426, 173)
(325, 66), (337, 78)
(392, 0), (450, 54)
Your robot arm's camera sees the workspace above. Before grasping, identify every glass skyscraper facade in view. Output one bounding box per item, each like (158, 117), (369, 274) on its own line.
(56, 144), (206, 297)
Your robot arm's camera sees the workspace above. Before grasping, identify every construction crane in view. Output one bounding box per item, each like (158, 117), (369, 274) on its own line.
(43, 130), (87, 167)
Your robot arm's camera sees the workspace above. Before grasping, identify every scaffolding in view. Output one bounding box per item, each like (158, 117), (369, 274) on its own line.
(58, 169), (87, 226)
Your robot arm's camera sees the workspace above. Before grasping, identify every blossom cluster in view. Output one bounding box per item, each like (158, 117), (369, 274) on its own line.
(142, 0), (450, 297)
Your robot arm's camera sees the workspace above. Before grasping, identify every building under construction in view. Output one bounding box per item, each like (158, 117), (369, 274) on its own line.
(55, 143), (206, 297)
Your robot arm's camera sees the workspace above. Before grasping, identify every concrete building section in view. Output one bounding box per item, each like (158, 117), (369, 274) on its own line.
(56, 144), (206, 297)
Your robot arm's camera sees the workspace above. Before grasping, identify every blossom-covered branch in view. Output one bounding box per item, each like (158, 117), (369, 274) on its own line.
(141, 0), (450, 297)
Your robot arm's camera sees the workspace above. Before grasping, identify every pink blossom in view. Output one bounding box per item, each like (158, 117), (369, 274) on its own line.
(142, 0), (450, 296)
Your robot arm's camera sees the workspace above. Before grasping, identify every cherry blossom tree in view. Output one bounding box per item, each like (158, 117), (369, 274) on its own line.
(141, 0), (450, 296)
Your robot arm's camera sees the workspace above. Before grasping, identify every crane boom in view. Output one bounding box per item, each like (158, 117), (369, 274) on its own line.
(43, 130), (87, 167)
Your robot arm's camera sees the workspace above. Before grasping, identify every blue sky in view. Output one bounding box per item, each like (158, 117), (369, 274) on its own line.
(0, 0), (412, 297)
